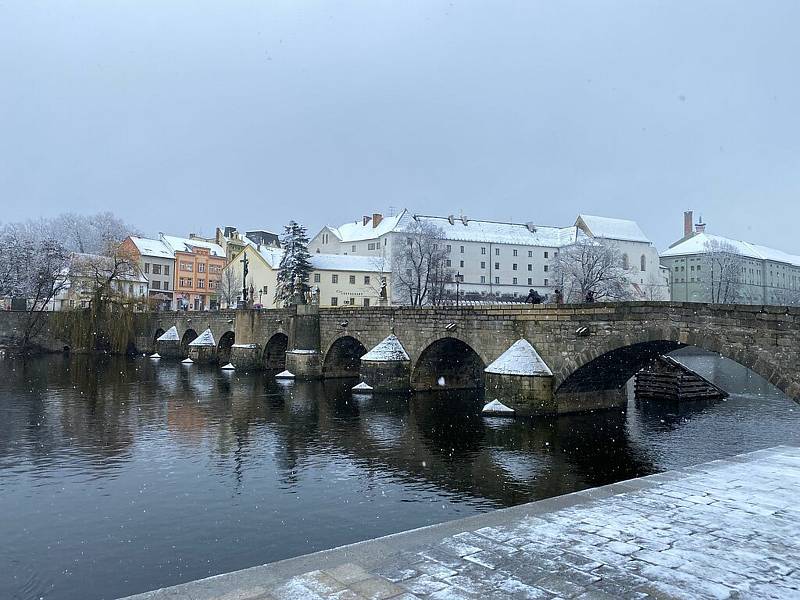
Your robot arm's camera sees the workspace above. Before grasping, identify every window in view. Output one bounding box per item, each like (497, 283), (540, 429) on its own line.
(528, 250), (533, 257)
(544, 278), (548, 286)
(512, 263), (518, 271)
(623, 254), (630, 270)
(446, 244), (451, 252)
(198, 263), (206, 273)
(262, 285), (268, 293)
(697, 265), (702, 272)
(544, 252), (549, 258)
(180, 261), (193, 272)
(406, 237), (412, 246)
(494, 276), (500, 284)
(187, 278), (193, 287)
(164, 265), (170, 275)
(544, 265), (548, 272)
(527, 278), (532, 285)
(495, 262), (500, 270)
(368, 243), (375, 250)
(198, 279), (205, 289)
(640, 255), (646, 272)
(363, 298), (370, 307)
(460, 245), (465, 254)
(163, 281), (169, 290)
(152, 264), (161, 275)
(481, 247), (486, 255)
(460, 260), (464, 268)
(528, 264), (532, 271)
(144, 263), (150, 274)
(364, 276), (370, 285)
(352, 245), (357, 252)
(481, 261), (486, 269)
(495, 248), (499, 255)
(330, 297), (338, 306)
(513, 277), (518, 284)
(513, 249), (518, 257)
(447, 259), (452, 267)
(481, 276), (486, 283)
(314, 273), (321, 283)
(208, 280), (214, 289)
(152, 280), (161, 289)
(332, 274), (338, 283)
(349, 275), (356, 284)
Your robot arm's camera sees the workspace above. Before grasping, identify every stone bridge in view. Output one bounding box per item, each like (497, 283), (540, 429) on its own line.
(140, 302), (800, 415)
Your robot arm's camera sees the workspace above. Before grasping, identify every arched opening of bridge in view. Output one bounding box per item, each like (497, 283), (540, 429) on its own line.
(411, 337), (485, 391)
(555, 340), (688, 413)
(217, 331), (235, 365)
(323, 336), (367, 378)
(263, 333), (289, 371)
(180, 329), (198, 357)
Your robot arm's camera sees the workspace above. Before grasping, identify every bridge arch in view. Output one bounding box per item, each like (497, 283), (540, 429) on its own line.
(263, 332), (289, 371)
(217, 331), (235, 365)
(554, 327), (793, 402)
(411, 336), (486, 391)
(180, 329), (198, 356)
(323, 335), (367, 378)
(152, 328), (165, 352)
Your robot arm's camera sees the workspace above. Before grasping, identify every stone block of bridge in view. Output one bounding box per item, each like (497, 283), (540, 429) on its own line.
(230, 344), (261, 371)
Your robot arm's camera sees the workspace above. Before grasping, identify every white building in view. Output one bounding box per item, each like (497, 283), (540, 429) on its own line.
(123, 236), (175, 310)
(310, 210), (668, 302)
(224, 244), (389, 308)
(47, 253), (149, 311)
(661, 212), (800, 305)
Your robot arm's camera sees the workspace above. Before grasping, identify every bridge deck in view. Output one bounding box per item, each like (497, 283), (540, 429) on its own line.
(122, 445), (800, 600)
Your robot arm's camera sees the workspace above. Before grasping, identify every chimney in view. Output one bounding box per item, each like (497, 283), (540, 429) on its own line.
(525, 222), (537, 233)
(362, 215), (371, 227)
(448, 215), (455, 225)
(683, 211), (693, 237)
(695, 215), (706, 234)
(460, 215), (469, 226)
(372, 213), (383, 228)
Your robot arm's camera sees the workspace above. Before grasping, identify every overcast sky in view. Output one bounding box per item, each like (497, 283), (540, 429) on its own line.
(2, 1), (799, 251)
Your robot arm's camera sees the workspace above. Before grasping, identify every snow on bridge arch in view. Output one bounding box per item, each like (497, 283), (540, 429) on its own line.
(361, 335), (410, 362)
(189, 328), (216, 347)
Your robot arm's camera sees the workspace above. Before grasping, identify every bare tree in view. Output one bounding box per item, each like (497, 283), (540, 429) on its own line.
(553, 237), (632, 302)
(50, 212), (139, 254)
(69, 243), (142, 308)
(392, 219), (453, 306)
(0, 222), (70, 350)
(218, 267), (242, 308)
(704, 239), (742, 304)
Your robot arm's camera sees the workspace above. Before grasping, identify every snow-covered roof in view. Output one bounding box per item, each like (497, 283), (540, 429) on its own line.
(188, 328), (215, 346)
(576, 215), (651, 243)
(361, 335), (410, 362)
(661, 232), (800, 267)
(326, 211), (407, 242)
(485, 339), (553, 376)
(161, 235), (225, 258)
(157, 326), (180, 341)
(402, 213), (580, 247)
(255, 246), (387, 273)
(129, 236), (174, 259)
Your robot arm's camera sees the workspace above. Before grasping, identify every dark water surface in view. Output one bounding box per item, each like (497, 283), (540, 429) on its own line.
(0, 350), (798, 600)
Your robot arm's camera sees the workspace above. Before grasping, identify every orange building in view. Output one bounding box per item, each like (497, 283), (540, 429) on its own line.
(161, 235), (226, 310)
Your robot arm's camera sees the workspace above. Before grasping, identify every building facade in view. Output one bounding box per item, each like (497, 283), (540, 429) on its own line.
(661, 211), (800, 305)
(211, 226), (280, 262)
(161, 236), (226, 311)
(47, 253), (149, 311)
(223, 245), (389, 308)
(310, 210), (668, 303)
(122, 236), (175, 310)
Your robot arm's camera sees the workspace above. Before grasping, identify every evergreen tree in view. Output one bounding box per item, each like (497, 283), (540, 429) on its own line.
(275, 221), (312, 305)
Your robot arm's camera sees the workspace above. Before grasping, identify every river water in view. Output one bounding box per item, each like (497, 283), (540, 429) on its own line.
(0, 349), (798, 600)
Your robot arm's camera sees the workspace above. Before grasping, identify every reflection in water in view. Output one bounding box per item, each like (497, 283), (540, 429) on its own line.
(0, 350), (798, 600)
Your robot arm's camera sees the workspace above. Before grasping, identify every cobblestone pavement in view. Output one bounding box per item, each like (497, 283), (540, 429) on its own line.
(125, 446), (800, 600)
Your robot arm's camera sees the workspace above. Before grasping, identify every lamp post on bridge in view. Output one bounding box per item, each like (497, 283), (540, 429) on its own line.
(455, 272), (463, 307)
